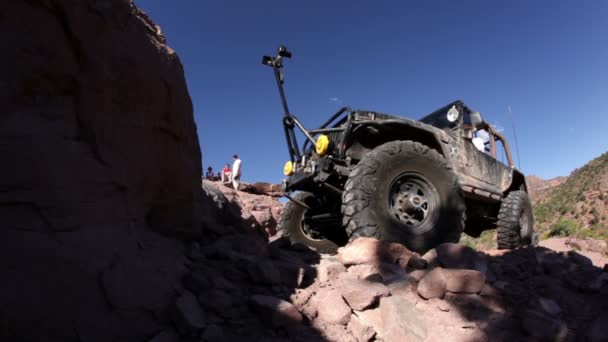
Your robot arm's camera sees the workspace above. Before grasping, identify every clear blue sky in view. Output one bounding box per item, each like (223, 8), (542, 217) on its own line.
(136, 0), (607, 183)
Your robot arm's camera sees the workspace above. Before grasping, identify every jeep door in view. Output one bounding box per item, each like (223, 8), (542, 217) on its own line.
(464, 128), (512, 191)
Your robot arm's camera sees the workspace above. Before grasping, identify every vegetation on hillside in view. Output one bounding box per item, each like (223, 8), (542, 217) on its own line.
(534, 151), (608, 241)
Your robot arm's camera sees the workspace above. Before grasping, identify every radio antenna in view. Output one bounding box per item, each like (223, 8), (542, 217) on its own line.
(507, 105), (522, 169)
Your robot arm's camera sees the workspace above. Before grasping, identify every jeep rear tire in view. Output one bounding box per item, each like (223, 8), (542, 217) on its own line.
(342, 141), (465, 254)
(496, 190), (535, 249)
(279, 192), (344, 254)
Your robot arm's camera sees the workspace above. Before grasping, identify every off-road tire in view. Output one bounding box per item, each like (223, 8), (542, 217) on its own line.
(496, 190), (534, 249)
(342, 141), (465, 254)
(279, 192), (341, 254)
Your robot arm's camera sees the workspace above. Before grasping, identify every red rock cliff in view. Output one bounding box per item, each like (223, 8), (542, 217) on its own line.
(0, 0), (203, 340)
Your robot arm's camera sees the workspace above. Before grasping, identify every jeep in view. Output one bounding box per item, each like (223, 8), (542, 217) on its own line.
(263, 46), (537, 254)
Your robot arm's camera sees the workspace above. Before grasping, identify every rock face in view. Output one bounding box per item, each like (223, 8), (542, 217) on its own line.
(0, 1), (203, 341)
(1, 0), (202, 235)
(209, 181), (283, 237)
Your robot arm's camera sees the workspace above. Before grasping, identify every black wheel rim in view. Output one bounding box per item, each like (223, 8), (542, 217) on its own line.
(389, 172), (439, 230)
(300, 212), (325, 241)
(299, 200), (343, 242)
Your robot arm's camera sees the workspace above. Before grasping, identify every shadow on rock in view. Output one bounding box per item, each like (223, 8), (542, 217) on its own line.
(166, 235), (324, 341)
(439, 245), (608, 342)
(147, 182), (325, 341)
(288, 237), (608, 342)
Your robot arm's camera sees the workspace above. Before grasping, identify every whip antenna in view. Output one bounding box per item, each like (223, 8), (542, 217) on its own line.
(507, 105), (522, 169)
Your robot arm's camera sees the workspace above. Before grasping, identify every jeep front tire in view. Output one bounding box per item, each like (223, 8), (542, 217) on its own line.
(342, 141), (465, 254)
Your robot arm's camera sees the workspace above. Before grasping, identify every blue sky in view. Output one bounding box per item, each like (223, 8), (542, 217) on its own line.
(136, 0), (607, 183)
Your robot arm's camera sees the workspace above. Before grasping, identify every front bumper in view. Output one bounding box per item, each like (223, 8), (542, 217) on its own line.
(284, 168), (314, 192)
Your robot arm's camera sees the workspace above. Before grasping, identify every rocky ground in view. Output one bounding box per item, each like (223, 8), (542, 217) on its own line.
(206, 180), (283, 237)
(162, 183), (608, 342)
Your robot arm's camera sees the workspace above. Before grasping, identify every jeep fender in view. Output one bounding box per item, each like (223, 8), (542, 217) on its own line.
(346, 121), (450, 162)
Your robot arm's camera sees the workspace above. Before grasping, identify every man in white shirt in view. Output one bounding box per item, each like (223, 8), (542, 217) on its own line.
(232, 154), (242, 190)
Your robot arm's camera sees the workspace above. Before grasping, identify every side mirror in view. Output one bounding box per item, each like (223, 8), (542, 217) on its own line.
(470, 111), (484, 129)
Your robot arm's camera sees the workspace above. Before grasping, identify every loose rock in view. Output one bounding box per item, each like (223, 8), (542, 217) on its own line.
(250, 295), (303, 327)
(443, 269), (486, 294)
(436, 243), (479, 269)
(417, 268), (447, 299)
(172, 291), (206, 334)
(340, 278), (390, 311)
(347, 314), (376, 342)
(337, 238), (385, 265)
(313, 289), (352, 325)
(317, 259), (347, 283)
(521, 309), (568, 341)
(379, 296), (428, 342)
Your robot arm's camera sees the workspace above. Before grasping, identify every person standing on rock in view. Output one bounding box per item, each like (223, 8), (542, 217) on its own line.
(232, 154), (242, 190)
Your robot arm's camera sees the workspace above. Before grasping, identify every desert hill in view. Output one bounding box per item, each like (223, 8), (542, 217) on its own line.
(526, 175), (568, 203)
(532, 152), (608, 240)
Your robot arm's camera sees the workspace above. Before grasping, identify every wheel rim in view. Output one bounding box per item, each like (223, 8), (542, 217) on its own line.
(300, 213), (326, 241)
(389, 173), (438, 229)
(299, 200), (337, 242)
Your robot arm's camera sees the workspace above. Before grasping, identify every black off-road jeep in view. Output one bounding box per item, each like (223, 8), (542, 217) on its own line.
(263, 46), (537, 254)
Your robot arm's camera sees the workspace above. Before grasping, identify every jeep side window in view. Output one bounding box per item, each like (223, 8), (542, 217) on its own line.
(470, 126), (512, 167)
(495, 138), (508, 165)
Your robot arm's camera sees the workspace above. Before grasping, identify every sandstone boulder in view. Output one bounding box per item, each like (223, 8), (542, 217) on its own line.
(521, 309), (568, 341)
(340, 278), (390, 311)
(313, 288), (352, 325)
(212, 181), (282, 237)
(172, 291), (207, 335)
(347, 314), (376, 342)
(249, 295), (303, 327)
(317, 259), (347, 283)
(337, 237), (418, 266)
(379, 296), (428, 342)
(443, 269), (486, 294)
(436, 243), (479, 269)
(417, 268), (447, 299)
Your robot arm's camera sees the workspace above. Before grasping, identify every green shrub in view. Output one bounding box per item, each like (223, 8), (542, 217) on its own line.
(547, 219), (580, 238)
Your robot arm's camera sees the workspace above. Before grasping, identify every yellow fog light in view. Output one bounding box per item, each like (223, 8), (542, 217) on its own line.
(283, 160), (294, 176)
(315, 134), (330, 156)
